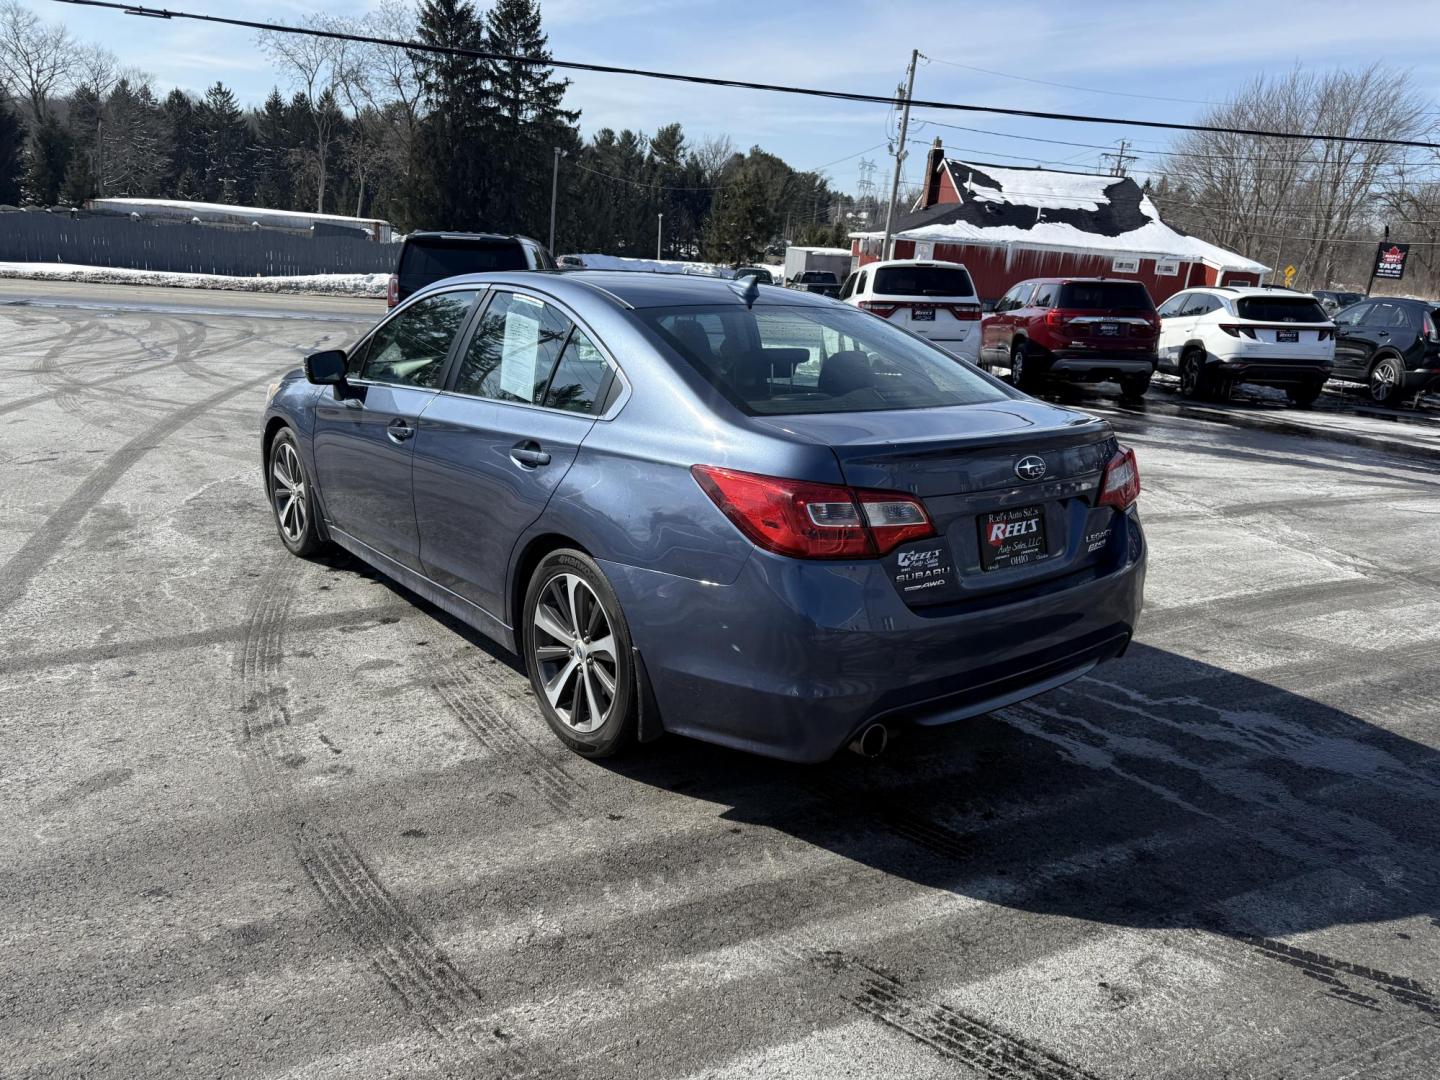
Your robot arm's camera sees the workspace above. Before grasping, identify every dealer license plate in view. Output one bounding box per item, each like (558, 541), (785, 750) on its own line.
(979, 505), (1048, 571)
(1276, 329), (1299, 342)
(1098, 322), (1121, 336)
(911, 307), (935, 321)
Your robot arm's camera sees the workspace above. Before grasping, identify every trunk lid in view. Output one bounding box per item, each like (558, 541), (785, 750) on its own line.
(750, 400), (1122, 604)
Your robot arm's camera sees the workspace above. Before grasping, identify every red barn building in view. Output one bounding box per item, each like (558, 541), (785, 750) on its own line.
(851, 142), (1266, 303)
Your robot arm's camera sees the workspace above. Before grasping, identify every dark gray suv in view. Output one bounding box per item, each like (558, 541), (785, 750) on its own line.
(388, 232), (556, 308)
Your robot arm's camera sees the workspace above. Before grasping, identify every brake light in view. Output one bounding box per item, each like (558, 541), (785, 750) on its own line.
(1098, 446), (1140, 512)
(1317, 327), (1335, 341)
(1218, 324), (1257, 339)
(1424, 315), (1438, 343)
(946, 303), (981, 321)
(691, 465), (935, 559)
(386, 273), (399, 308)
(859, 301), (899, 318)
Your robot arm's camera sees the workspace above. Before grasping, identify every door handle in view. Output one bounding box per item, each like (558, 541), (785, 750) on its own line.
(1377, 331), (1390, 337)
(510, 440), (551, 468)
(387, 417), (415, 443)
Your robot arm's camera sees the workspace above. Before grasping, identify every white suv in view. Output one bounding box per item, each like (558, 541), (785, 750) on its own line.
(1156, 286), (1335, 406)
(840, 259), (981, 360)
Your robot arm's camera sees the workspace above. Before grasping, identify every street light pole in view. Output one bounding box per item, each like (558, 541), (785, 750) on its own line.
(881, 49), (919, 262)
(657, 213), (664, 261)
(548, 147), (562, 254)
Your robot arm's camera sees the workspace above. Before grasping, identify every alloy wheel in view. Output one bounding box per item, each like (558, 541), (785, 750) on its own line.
(1370, 359), (1399, 404)
(271, 441), (309, 544)
(1011, 346), (1025, 386)
(530, 573), (619, 734)
(1180, 356), (1198, 396)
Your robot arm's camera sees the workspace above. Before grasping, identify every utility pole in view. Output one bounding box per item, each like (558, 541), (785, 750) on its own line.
(657, 213), (664, 261)
(548, 147), (563, 254)
(881, 49), (919, 262)
(1099, 140), (1137, 177)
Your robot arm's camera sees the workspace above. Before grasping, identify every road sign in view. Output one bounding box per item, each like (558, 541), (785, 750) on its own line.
(1283, 264), (1296, 287)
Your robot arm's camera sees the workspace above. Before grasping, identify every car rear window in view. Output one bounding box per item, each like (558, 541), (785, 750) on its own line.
(399, 239), (528, 284)
(1057, 281), (1154, 310)
(799, 271), (838, 283)
(640, 303), (1008, 416)
(1236, 296), (1328, 322)
(873, 265), (974, 298)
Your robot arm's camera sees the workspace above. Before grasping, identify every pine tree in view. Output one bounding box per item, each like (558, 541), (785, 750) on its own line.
(252, 88), (296, 208)
(195, 82), (252, 204)
(0, 100), (26, 205)
(25, 113), (72, 205)
(61, 146), (96, 204)
(412, 0), (491, 229)
(704, 165), (777, 266)
(483, 0), (578, 236)
(161, 89), (204, 198)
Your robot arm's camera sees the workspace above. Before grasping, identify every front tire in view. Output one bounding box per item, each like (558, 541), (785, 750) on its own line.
(1368, 356), (1405, 407)
(267, 428), (329, 558)
(523, 549), (637, 757)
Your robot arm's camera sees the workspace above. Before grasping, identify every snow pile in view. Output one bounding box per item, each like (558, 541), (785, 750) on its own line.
(566, 254), (732, 277)
(0, 262), (388, 296)
(88, 197), (391, 231)
(953, 163), (1117, 212)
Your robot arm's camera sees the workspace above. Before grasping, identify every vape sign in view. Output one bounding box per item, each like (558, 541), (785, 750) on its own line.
(1373, 243), (1409, 281)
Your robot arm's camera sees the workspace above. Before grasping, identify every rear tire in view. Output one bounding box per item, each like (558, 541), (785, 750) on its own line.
(1287, 380), (1324, 409)
(1119, 373), (1152, 401)
(1368, 356), (1405, 407)
(267, 428), (330, 559)
(1010, 341), (1041, 394)
(1179, 350), (1215, 401)
(523, 549), (637, 758)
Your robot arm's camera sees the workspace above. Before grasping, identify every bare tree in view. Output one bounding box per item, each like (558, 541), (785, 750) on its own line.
(0, 1), (77, 123)
(1156, 64), (1432, 289)
(258, 15), (358, 213)
(692, 134), (736, 185)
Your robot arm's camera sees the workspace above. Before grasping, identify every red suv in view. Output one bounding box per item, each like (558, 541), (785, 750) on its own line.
(979, 278), (1159, 400)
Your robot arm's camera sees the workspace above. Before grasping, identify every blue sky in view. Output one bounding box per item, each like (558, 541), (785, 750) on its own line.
(23, 0), (1440, 192)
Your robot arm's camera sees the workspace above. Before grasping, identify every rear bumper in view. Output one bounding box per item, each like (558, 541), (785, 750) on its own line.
(600, 511), (1146, 762)
(1212, 355), (1332, 385)
(1045, 354), (1157, 379)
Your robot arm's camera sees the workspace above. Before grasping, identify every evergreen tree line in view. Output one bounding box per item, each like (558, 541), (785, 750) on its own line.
(0, 0), (849, 264)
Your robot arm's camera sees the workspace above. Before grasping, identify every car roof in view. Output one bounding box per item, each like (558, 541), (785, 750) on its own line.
(403, 231), (539, 245)
(867, 258), (969, 270)
(416, 269), (837, 310)
(1011, 276), (1146, 286)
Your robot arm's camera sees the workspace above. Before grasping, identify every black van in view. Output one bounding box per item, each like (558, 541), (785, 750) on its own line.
(388, 232), (556, 307)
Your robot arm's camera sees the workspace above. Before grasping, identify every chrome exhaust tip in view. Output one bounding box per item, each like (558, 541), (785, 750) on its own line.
(848, 723), (889, 759)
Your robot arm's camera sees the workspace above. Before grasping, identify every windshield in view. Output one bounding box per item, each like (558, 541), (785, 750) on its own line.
(873, 265), (975, 297)
(1057, 281), (1153, 310)
(798, 272), (837, 283)
(399, 239), (528, 284)
(639, 303), (1010, 416)
(1236, 296), (1329, 322)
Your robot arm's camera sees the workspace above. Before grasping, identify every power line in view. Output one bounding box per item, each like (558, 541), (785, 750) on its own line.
(48, 0), (1440, 151)
(919, 53), (1223, 108)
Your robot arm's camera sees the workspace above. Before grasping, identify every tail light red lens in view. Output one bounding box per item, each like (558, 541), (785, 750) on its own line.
(691, 465), (935, 559)
(386, 274), (399, 308)
(946, 304), (981, 321)
(858, 301), (899, 318)
(1098, 445), (1140, 512)
(1219, 324), (1257, 339)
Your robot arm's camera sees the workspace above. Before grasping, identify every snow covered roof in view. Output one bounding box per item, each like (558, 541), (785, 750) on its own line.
(861, 161), (1267, 274)
(87, 198), (393, 238)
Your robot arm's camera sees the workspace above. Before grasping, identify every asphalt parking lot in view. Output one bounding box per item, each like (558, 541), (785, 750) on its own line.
(4, 280), (1440, 1080)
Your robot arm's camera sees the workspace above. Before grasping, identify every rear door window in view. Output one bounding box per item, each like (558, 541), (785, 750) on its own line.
(873, 265), (974, 297)
(1157, 293), (1189, 317)
(1057, 281), (1154, 310)
(1236, 296), (1329, 322)
(1031, 283), (1056, 309)
(544, 328), (615, 414)
(452, 291), (572, 405)
(360, 290), (478, 389)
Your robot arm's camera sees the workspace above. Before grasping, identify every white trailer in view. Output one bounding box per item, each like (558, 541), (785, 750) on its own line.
(782, 246), (852, 285)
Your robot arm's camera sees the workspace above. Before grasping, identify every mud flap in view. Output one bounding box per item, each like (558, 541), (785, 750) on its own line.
(632, 647), (664, 743)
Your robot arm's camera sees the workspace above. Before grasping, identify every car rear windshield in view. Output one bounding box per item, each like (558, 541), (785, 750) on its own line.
(873, 265), (975, 298)
(1056, 281), (1154, 310)
(399, 239), (528, 283)
(639, 303), (1009, 416)
(1236, 296), (1329, 322)
(798, 271), (838, 283)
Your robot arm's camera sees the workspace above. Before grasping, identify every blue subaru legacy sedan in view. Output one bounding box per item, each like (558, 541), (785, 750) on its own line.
(262, 271), (1145, 762)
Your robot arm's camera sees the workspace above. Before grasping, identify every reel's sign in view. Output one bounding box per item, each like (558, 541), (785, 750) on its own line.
(1373, 243), (1410, 281)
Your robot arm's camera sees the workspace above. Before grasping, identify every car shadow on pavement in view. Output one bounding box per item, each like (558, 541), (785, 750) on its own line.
(602, 642), (1440, 943)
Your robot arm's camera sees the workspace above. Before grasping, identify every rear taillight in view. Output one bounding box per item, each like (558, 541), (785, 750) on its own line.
(1423, 315), (1437, 343)
(1218, 324), (1257, 339)
(386, 273), (399, 308)
(946, 303), (981, 321)
(691, 465), (935, 559)
(1318, 327), (1335, 341)
(1098, 446), (1140, 512)
(858, 301), (899, 318)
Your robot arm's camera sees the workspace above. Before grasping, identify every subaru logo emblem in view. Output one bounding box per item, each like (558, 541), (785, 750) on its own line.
(1015, 456), (1047, 481)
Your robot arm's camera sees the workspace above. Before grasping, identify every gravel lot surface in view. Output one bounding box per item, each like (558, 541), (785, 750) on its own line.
(4, 280), (1440, 1080)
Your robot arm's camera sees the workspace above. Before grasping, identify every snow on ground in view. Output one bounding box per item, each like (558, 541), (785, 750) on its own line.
(0, 262), (388, 297)
(567, 254), (732, 277)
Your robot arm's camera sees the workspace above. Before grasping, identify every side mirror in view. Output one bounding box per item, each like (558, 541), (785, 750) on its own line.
(304, 349), (348, 385)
